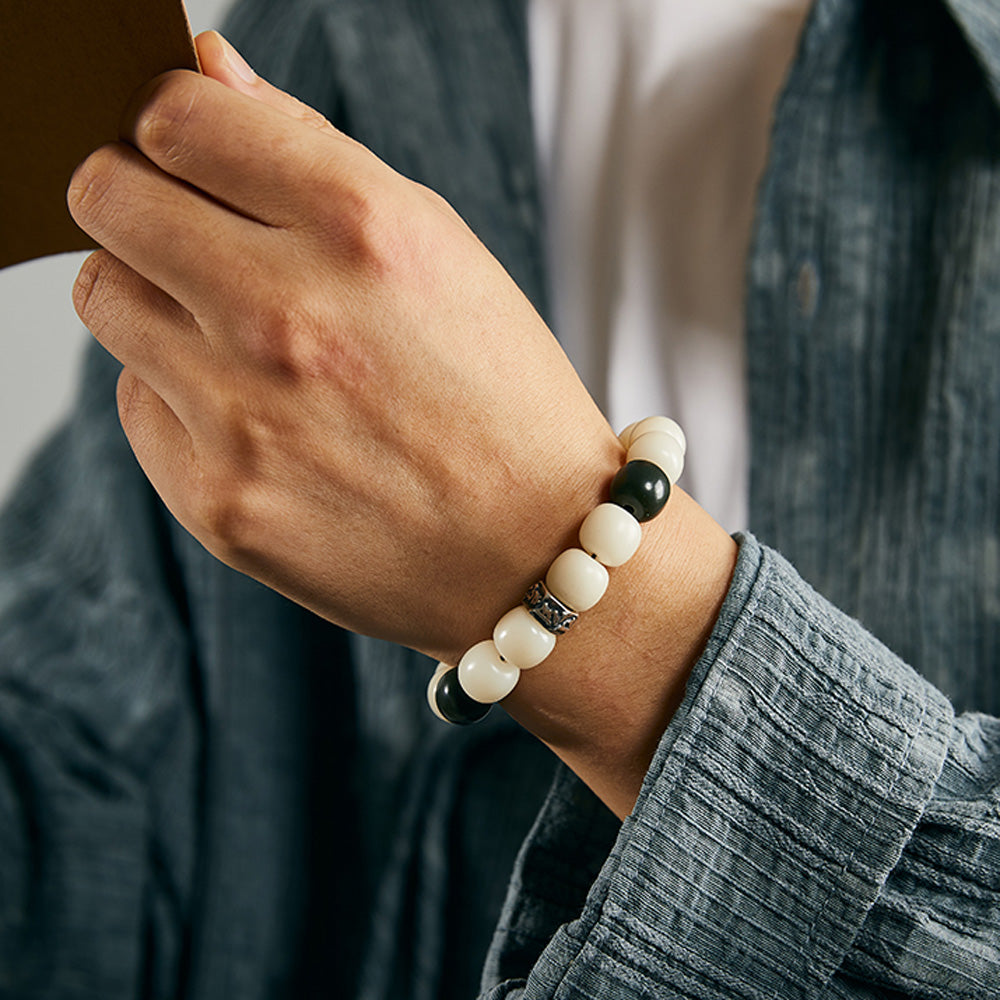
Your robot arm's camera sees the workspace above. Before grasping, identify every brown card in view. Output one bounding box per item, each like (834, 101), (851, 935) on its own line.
(0, 0), (199, 269)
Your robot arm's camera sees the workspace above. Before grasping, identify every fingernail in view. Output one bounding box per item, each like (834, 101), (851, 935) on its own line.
(218, 33), (257, 83)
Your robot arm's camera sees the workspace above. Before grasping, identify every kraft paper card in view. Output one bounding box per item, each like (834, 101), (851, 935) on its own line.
(0, 0), (199, 269)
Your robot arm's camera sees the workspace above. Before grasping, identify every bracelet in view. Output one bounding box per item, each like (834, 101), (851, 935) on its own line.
(427, 416), (686, 725)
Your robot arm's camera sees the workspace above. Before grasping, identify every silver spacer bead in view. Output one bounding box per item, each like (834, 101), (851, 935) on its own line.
(523, 580), (579, 635)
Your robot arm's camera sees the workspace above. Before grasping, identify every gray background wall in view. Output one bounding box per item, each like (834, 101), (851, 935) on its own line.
(0, 0), (232, 503)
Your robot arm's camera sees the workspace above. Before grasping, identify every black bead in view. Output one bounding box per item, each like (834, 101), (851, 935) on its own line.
(609, 460), (670, 522)
(435, 667), (491, 725)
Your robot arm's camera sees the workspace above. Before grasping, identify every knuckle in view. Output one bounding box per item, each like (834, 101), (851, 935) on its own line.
(72, 251), (108, 325)
(195, 473), (260, 563)
(134, 73), (202, 167)
(72, 250), (131, 334)
(340, 182), (381, 242)
(294, 99), (334, 133)
(186, 397), (265, 556)
(244, 294), (329, 378)
(309, 173), (389, 268)
(200, 488), (244, 549)
(67, 145), (124, 224)
(414, 181), (451, 214)
(115, 368), (144, 427)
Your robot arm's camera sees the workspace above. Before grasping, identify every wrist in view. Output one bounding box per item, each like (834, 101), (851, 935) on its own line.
(502, 487), (737, 818)
(428, 411), (737, 818)
(430, 411), (624, 666)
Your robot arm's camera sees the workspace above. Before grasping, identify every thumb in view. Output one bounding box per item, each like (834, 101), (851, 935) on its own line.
(194, 31), (336, 134)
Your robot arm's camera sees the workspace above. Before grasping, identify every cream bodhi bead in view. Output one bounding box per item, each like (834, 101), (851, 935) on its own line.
(493, 606), (556, 669)
(458, 640), (521, 703)
(579, 503), (641, 567)
(546, 548), (609, 611)
(630, 415), (687, 454)
(618, 421), (640, 449)
(628, 431), (685, 483)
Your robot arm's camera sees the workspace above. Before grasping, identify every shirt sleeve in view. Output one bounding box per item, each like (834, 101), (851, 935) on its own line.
(0, 345), (198, 999)
(482, 533), (998, 999)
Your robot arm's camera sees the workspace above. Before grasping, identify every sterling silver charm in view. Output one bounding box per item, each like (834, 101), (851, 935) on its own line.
(523, 581), (579, 635)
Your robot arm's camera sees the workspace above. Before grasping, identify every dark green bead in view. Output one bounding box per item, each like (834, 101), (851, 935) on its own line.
(609, 460), (670, 522)
(435, 667), (491, 725)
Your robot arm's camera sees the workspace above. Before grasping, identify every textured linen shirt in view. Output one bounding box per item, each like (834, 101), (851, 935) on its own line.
(1, 0), (999, 998)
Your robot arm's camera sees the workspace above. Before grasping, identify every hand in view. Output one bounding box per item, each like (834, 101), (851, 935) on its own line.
(67, 32), (619, 663)
(69, 32), (738, 817)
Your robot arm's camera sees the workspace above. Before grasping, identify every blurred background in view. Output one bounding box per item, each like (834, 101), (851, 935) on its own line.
(0, 0), (232, 503)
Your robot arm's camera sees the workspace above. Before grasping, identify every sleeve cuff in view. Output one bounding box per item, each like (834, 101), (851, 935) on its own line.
(485, 533), (955, 997)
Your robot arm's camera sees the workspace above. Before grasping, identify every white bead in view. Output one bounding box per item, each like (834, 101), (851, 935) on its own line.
(618, 421), (640, 449)
(426, 662), (451, 721)
(579, 503), (641, 567)
(628, 431), (685, 483)
(493, 606), (556, 669)
(545, 548), (609, 611)
(631, 416), (686, 454)
(458, 640), (521, 703)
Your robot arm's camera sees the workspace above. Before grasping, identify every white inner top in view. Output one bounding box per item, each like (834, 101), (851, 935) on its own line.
(527, 0), (811, 530)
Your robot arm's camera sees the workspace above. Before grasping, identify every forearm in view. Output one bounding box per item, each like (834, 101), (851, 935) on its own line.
(503, 486), (738, 820)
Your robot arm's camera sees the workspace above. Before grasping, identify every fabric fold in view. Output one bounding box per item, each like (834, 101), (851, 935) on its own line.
(485, 536), (955, 998)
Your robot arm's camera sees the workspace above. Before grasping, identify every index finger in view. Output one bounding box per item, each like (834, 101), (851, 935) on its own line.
(120, 69), (375, 228)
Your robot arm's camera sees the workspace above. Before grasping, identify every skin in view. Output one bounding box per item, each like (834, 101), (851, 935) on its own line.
(68, 31), (737, 820)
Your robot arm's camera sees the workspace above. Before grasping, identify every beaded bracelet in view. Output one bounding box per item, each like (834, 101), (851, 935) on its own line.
(427, 416), (686, 725)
